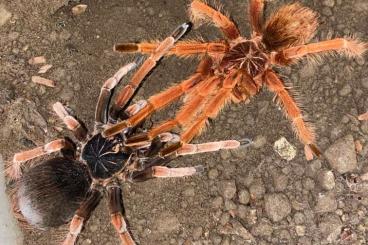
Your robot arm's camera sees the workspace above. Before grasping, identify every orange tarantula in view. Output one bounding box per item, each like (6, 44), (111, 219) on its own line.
(104, 0), (367, 160)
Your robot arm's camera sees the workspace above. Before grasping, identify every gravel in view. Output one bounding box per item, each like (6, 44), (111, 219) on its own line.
(314, 192), (338, 213)
(325, 135), (358, 174)
(317, 170), (336, 190)
(264, 193), (291, 222)
(218, 180), (237, 200)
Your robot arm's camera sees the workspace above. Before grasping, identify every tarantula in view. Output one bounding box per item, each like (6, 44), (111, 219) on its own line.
(9, 24), (251, 244)
(103, 0), (367, 160)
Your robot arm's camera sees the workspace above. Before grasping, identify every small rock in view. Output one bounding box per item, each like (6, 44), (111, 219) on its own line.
(72, 4), (88, 15)
(319, 214), (342, 242)
(224, 199), (237, 211)
(361, 77), (368, 89)
(322, 0), (335, 7)
(31, 76), (55, 87)
(295, 225), (306, 236)
(338, 84), (351, 96)
(0, 4), (11, 27)
(238, 189), (250, 205)
(212, 196), (223, 209)
(251, 219), (273, 237)
(153, 211), (180, 233)
(38, 64), (53, 74)
(252, 135), (267, 149)
(219, 220), (255, 242)
(183, 187), (195, 197)
(249, 179), (266, 200)
(272, 173), (288, 192)
(28, 56), (46, 65)
(264, 193), (291, 222)
(325, 135), (357, 174)
(318, 170), (335, 190)
(218, 180), (237, 200)
(208, 168), (219, 180)
(315, 192), (337, 213)
(192, 226), (203, 240)
(273, 137), (297, 161)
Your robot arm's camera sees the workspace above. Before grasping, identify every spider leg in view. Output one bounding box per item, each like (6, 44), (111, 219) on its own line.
(160, 70), (243, 156)
(107, 186), (136, 245)
(62, 189), (102, 245)
(114, 40), (229, 59)
(103, 57), (213, 138)
(177, 138), (252, 156)
(94, 61), (138, 127)
(264, 69), (320, 160)
(249, 0), (265, 36)
(53, 102), (88, 142)
(109, 23), (189, 121)
(8, 138), (75, 180)
(189, 0), (240, 40)
(123, 76), (221, 146)
(129, 165), (204, 182)
(272, 38), (367, 65)
(358, 111), (368, 121)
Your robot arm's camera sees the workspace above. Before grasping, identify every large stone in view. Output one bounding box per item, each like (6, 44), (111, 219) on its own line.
(325, 135), (357, 174)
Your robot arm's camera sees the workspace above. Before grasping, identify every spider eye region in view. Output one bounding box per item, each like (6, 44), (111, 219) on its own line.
(221, 41), (268, 77)
(81, 133), (129, 179)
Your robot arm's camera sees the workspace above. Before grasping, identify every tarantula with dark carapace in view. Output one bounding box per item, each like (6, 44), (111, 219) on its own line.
(103, 0), (367, 160)
(8, 23), (251, 245)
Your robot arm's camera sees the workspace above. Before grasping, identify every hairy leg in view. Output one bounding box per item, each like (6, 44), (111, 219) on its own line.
(123, 76), (221, 146)
(160, 71), (243, 156)
(264, 69), (320, 159)
(62, 189), (102, 245)
(107, 186), (136, 245)
(130, 165), (204, 182)
(271, 38), (367, 65)
(95, 61), (138, 126)
(9, 139), (74, 180)
(53, 102), (88, 142)
(249, 0), (265, 36)
(189, 0), (240, 40)
(103, 57), (213, 138)
(114, 40), (228, 59)
(109, 23), (189, 120)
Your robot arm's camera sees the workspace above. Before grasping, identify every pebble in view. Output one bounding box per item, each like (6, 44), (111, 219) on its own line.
(249, 179), (266, 200)
(153, 211), (180, 233)
(295, 225), (306, 237)
(212, 196), (223, 209)
(192, 226), (203, 240)
(218, 180), (237, 200)
(208, 168), (219, 179)
(238, 189), (250, 205)
(338, 84), (352, 96)
(325, 135), (357, 174)
(318, 214), (342, 242)
(323, 0), (335, 7)
(273, 137), (297, 161)
(317, 170), (335, 190)
(314, 192), (337, 213)
(219, 220), (255, 242)
(0, 4), (11, 27)
(264, 193), (291, 222)
(361, 77), (368, 89)
(272, 173), (288, 192)
(252, 135), (267, 149)
(183, 187), (195, 197)
(224, 199), (237, 211)
(251, 219), (273, 237)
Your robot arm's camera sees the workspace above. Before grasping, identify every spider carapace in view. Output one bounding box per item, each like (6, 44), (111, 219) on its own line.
(219, 38), (268, 77)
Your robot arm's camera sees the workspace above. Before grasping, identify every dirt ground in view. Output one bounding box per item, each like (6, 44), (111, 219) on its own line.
(1, 0), (368, 244)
